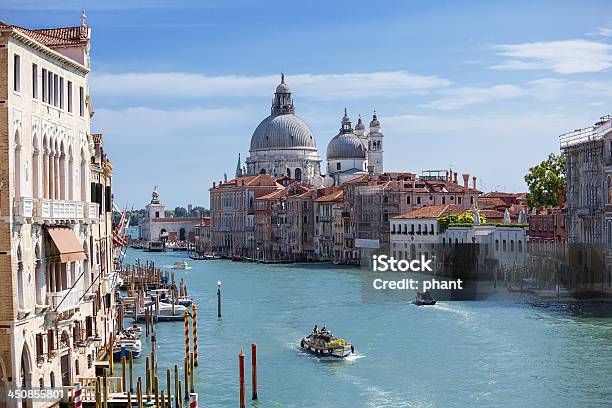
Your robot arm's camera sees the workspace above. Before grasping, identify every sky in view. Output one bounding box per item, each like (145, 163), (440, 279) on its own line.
(2, 0), (612, 209)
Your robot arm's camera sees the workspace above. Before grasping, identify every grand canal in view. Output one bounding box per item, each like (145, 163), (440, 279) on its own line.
(123, 248), (612, 408)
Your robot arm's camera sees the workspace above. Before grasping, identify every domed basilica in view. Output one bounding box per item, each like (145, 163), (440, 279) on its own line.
(240, 74), (384, 187)
(245, 74), (323, 185)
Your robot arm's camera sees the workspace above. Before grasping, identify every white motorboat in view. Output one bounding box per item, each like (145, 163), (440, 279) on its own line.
(172, 261), (189, 269)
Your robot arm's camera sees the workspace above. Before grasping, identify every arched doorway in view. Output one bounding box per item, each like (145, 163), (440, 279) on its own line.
(259, 168), (266, 174)
(20, 344), (32, 408)
(294, 168), (301, 181)
(179, 228), (186, 241)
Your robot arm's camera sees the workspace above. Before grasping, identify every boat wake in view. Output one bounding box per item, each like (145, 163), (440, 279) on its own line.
(290, 342), (365, 362)
(425, 303), (474, 320)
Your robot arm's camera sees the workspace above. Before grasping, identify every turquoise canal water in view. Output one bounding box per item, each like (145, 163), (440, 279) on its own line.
(122, 249), (612, 408)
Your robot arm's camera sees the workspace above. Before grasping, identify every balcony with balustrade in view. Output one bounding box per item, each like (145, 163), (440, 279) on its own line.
(14, 197), (100, 224)
(47, 289), (84, 314)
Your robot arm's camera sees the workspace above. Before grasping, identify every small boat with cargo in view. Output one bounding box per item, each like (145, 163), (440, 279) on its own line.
(300, 326), (354, 358)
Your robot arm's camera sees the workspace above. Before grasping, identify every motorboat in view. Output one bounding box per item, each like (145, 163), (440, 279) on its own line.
(125, 325), (143, 338)
(300, 327), (353, 358)
(146, 241), (164, 252)
(172, 261), (189, 269)
(134, 301), (188, 322)
(413, 291), (436, 306)
(161, 296), (193, 307)
(113, 335), (142, 360)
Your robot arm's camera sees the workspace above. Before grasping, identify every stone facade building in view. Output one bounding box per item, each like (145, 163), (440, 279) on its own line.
(0, 17), (116, 406)
(209, 174), (281, 257)
(560, 115), (612, 291)
(139, 189), (200, 243)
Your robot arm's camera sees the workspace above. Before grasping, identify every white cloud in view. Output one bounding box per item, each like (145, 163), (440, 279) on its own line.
(90, 71), (451, 101)
(587, 27), (612, 37)
(92, 106), (257, 142)
(420, 84), (524, 110)
(491, 39), (612, 74)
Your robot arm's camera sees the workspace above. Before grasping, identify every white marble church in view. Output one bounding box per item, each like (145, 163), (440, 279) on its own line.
(236, 74), (384, 187)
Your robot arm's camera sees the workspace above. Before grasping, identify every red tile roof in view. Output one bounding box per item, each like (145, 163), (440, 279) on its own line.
(0, 21), (87, 47)
(394, 205), (465, 219)
(315, 190), (344, 202)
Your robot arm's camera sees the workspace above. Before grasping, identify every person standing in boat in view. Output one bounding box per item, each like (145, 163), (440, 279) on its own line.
(312, 324), (319, 334)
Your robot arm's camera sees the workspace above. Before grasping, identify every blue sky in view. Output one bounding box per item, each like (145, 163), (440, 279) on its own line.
(3, 0), (612, 208)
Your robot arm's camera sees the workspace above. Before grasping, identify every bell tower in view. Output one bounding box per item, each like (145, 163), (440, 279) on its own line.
(367, 112), (384, 174)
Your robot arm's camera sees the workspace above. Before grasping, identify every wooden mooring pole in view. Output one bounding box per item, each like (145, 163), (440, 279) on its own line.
(184, 311), (190, 362)
(217, 281), (222, 318)
(192, 303), (198, 367)
(251, 343), (258, 400)
(239, 350), (246, 408)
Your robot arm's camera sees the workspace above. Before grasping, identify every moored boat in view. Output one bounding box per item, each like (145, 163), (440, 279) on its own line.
(113, 335), (142, 360)
(172, 261), (189, 269)
(300, 326), (353, 358)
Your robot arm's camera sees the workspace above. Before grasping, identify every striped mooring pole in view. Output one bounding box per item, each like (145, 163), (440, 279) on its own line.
(192, 303), (198, 367)
(73, 382), (82, 408)
(189, 393), (198, 408)
(184, 311), (190, 361)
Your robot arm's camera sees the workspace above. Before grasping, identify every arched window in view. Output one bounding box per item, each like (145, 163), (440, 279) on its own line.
(32, 133), (40, 198)
(502, 240), (507, 251)
(295, 168), (302, 181)
(59, 142), (66, 200)
(608, 176), (612, 204)
(68, 146), (74, 200)
(510, 240), (514, 252)
(286, 168), (291, 178)
(83, 241), (90, 290)
(495, 239), (499, 251)
(34, 243), (44, 304)
(14, 130), (21, 197)
(518, 240), (523, 252)
(17, 245), (25, 310)
(80, 148), (87, 202)
(442, 196), (446, 204)
(50, 372), (55, 388)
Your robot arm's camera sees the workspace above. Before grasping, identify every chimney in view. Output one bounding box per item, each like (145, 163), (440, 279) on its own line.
(462, 174), (469, 192)
(241, 179), (245, 186)
(213, 182), (216, 188)
(558, 186), (566, 206)
(453, 172), (458, 184)
(445, 171), (449, 181)
(472, 176), (476, 191)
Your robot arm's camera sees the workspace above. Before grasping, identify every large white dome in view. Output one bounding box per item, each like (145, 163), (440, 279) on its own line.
(250, 114), (317, 152)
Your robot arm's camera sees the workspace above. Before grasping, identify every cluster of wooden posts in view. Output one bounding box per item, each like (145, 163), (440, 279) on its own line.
(91, 325), (200, 407)
(119, 261), (166, 290)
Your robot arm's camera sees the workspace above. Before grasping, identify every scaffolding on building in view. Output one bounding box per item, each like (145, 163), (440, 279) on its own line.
(560, 115), (610, 245)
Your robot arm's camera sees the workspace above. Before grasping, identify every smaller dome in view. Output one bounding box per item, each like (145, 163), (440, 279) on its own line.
(327, 133), (367, 160)
(355, 116), (365, 131)
(276, 73), (291, 94)
(370, 113), (380, 128)
(342, 108), (351, 125)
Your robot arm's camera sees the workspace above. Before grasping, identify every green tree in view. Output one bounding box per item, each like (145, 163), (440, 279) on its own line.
(524, 153), (566, 208)
(174, 206), (187, 217)
(438, 211), (487, 230)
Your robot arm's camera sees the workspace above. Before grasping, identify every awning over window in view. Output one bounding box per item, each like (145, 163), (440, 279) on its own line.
(47, 227), (86, 263)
